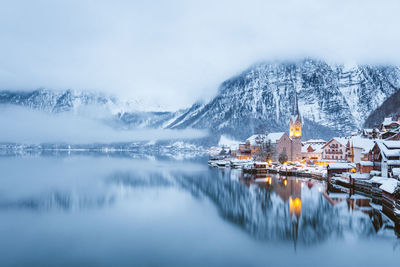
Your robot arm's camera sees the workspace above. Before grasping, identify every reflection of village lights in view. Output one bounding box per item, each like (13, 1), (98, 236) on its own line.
(284, 179), (287, 186)
(264, 177), (272, 184)
(289, 197), (302, 218)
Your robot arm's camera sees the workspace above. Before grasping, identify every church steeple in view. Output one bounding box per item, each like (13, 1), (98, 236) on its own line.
(289, 93), (301, 138)
(295, 93), (300, 121)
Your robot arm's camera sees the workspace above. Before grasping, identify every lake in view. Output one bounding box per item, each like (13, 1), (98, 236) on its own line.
(0, 155), (399, 267)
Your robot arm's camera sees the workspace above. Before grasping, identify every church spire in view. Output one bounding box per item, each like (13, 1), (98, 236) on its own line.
(289, 92), (302, 139)
(294, 92), (300, 122)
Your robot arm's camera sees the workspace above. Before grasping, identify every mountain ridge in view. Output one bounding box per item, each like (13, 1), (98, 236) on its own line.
(1, 58), (399, 143)
(166, 59), (400, 140)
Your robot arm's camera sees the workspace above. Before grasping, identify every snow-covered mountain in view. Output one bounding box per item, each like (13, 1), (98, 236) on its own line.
(0, 88), (182, 129)
(167, 59), (400, 140)
(0, 88), (170, 114)
(364, 88), (400, 128)
(1, 58), (400, 143)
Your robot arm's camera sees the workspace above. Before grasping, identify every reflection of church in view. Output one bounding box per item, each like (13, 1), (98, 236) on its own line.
(274, 177), (302, 219)
(275, 177), (302, 249)
(253, 175), (302, 249)
(242, 175), (303, 219)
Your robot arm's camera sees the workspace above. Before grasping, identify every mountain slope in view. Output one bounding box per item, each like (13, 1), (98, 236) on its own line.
(168, 59), (400, 140)
(0, 89), (180, 129)
(364, 89), (400, 128)
(1, 59), (400, 143)
(0, 89), (118, 113)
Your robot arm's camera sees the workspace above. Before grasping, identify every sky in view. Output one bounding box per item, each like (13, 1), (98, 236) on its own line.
(1, 0), (400, 110)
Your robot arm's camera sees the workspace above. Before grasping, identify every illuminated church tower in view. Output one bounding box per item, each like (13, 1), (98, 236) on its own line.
(289, 94), (302, 161)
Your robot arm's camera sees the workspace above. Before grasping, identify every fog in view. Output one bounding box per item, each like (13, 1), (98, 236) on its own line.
(1, 0), (399, 109)
(0, 106), (206, 143)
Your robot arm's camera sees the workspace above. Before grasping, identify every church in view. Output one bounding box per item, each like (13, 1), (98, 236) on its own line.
(269, 96), (303, 162)
(288, 114), (302, 161)
(237, 113), (302, 162)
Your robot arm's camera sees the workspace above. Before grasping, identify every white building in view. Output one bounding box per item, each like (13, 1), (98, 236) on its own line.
(321, 137), (349, 161)
(371, 140), (400, 177)
(348, 136), (375, 163)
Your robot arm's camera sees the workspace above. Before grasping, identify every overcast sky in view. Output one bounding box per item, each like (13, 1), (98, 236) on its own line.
(1, 0), (400, 110)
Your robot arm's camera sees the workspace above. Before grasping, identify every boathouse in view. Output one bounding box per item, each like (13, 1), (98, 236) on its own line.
(327, 162), (356, 178)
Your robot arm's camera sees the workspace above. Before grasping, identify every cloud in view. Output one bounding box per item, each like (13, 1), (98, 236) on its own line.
(0, 106), (207, 143)
(0, 0), (399, 109)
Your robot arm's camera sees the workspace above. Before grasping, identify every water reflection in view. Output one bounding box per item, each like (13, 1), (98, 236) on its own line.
(0, 156), (398, 248)
(0, 191), (116, 211)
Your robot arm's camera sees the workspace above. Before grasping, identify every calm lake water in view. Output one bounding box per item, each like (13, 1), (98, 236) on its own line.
(0, 155), (399, 267)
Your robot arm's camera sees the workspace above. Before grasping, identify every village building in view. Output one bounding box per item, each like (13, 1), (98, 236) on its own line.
(360, 116), (400, 141)
(288, 114), (302, 162)
(236, 114), (302, 162)
(369, 140), (400, 178)
(380, 128), (400, 140)
(236, 136), (259, 160)
(321, 137), (349, 161)
(304, 139), (326, 146)
(360, 128), (378, 139)
(380, 117), (400, 132)
(348, 136), (375, 163)
(380, 178), (400, 216)
(327, 162), (356, 179)
(357, 160), (374, 174)
(302, 143), (324, 161)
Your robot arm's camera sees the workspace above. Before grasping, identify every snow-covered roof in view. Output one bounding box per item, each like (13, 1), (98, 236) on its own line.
(393, 168), (400, 177)
(328, 163), (356, 169)
(376, 141), (400, 159)
(382, 117), (400, 127)
(246, 132), (287, 145)
(302, 143), (323, 154)
(369, 176), (387, 184)
(379, 178), (399, 194)
(351, 173), (370, 179)
(382, 117), (392, 126)
(350, 136), (375, 151)
(359, 161), (373, 166)
(322, 137), (348, 149)
(335, 137), (349, 147)
(305, 139), (326, 144)
(246, 134), (268, 146)
(370, 170), (381, 176)
(311, 144), (324, 153)
(383, 141), (400, 149)
(266, 132), (286, 143)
